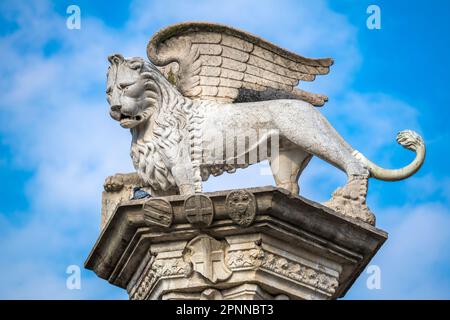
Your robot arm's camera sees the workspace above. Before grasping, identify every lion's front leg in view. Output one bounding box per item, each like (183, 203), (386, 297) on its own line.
(171, 162), (197, 195)
(169, 144), (199, 195)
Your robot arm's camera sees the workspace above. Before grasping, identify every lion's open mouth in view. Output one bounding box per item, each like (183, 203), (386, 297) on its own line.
(120, 114), (142, 121)
(119, 113), (144, 128)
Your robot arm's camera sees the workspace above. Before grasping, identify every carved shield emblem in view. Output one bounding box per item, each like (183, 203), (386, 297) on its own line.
(225, 190), (256, 227)
(184, 235), (231, 283)
(184, 194), (214, 227)
(142, 198), (173, 228)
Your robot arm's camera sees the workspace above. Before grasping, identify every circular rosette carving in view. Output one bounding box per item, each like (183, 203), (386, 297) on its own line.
(183, 194), (214, 227)
(142, 198), (173, 228)
(225, 190), (256, 227)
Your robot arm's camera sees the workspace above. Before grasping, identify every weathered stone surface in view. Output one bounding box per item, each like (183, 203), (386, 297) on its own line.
(142, 198), (173, 228)
(101, 172), (144, 228)
(184, 235), (231, 283)
(85, 186), (387, 300)
(184, 195), (214, 227)
(225, 189), (256, 227)
(147, 22), (332, 106)
(104, 23), (425, 225)
(162, 284), (287, 300)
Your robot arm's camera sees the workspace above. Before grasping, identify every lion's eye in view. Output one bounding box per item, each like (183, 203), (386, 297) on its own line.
(118, 82), (135, 90)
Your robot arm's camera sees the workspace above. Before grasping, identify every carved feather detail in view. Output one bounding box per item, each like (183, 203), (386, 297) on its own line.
(147, 22), (333, 106)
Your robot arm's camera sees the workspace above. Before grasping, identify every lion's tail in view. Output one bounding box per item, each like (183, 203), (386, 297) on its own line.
(352, 130), (426, 181)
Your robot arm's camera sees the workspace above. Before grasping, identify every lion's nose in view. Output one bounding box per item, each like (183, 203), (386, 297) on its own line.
(111, 105), (122, 113)
(110, 105), (122, 121)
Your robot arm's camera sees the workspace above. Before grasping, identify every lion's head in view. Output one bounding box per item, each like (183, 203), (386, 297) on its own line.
(106, 54), (169, 129)
(106, 54), (197, 191)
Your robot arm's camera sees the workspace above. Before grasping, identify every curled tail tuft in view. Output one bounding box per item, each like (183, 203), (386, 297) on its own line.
(396, 130), (424, 152)
(353, 130), (426, 181)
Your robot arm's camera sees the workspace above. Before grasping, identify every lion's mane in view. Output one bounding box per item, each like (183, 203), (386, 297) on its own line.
(126, 58), (204, 191)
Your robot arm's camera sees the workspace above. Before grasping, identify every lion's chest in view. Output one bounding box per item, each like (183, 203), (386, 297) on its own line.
(130, 140), (176, 190)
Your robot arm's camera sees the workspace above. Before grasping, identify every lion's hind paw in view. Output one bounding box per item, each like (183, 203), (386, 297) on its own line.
(324, 176), (375, 225)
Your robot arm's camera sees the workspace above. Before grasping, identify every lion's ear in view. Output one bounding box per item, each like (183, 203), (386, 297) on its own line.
(127, 59), (144, 71)
(108, 54), (125, 65)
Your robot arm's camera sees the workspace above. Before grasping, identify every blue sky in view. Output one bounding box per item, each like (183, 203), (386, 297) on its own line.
(0, 0), (449, 299)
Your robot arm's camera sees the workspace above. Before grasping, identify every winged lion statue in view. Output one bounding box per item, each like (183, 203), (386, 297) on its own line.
(104, 22), (425, 225)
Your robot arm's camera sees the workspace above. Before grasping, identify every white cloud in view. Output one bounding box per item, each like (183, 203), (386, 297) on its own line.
(0, 1), (134, 298)
(403, 174), (450, 204)
(347, 203), (450, 299)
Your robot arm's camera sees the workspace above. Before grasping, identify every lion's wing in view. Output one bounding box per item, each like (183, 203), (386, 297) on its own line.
(147, 22), (333, 106)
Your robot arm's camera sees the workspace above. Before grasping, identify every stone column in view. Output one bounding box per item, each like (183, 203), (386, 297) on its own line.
(85, 186), (387, 300)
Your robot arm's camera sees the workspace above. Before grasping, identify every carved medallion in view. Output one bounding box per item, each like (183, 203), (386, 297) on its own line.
(183, 194), (214, 227)
(225, 190), (256, 227)
(142, 198), (173, 228)
(184, 235), (231, 283)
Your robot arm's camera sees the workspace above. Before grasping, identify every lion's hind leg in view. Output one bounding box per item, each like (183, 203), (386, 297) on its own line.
(270, 147), (312, 195)
(320, 148), (375, 225)
(324, 173), (376, 225)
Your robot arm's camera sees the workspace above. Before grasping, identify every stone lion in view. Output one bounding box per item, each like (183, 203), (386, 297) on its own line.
(104, 23), (425, 225)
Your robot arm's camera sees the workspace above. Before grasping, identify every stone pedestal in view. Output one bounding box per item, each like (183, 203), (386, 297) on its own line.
(85, 186), (387, 300)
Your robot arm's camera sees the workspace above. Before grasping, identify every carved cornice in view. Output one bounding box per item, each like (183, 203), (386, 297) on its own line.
(226, 248), (339, 294)
(133, 246), (339, 299)
(131, 257), (192, 300)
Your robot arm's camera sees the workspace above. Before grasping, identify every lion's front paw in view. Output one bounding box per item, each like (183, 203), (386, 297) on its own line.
(104, 174), (125, 192)
(313, 93), (328, 107)
(179, 184), (196, 195)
